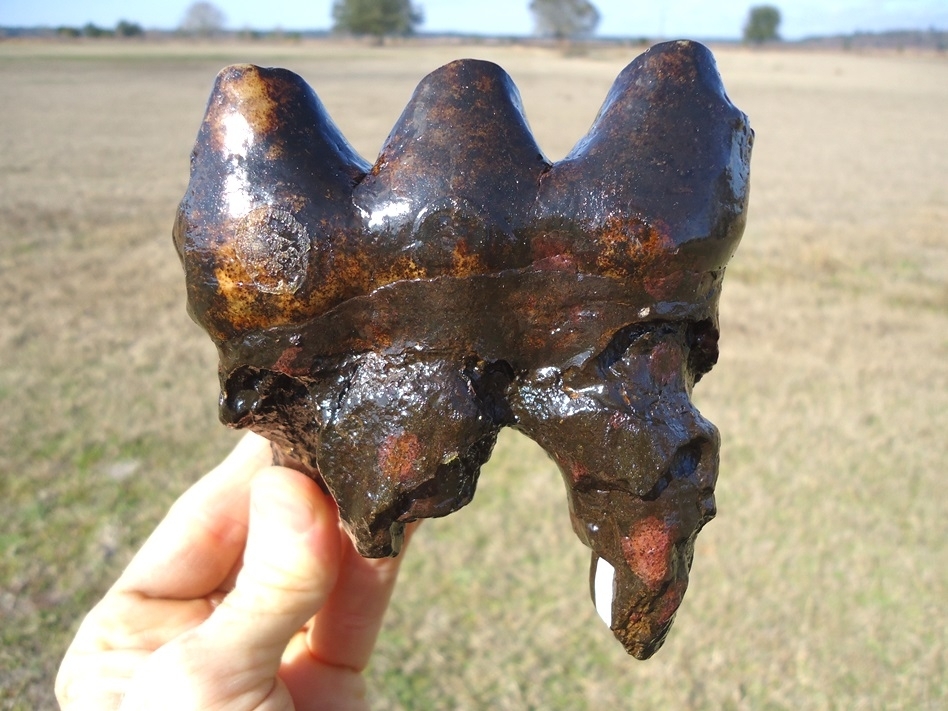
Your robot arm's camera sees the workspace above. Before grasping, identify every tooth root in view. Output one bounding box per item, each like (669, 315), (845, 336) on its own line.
(593, 555), (616, 629)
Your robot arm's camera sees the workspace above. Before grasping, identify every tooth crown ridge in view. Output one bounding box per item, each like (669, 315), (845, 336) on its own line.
(174, 40), (752, 345)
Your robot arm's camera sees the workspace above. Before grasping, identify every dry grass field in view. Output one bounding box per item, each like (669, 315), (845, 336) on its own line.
(1, 38), (946, 709)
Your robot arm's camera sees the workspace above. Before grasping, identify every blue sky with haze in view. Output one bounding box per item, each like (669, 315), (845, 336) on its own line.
(3, 0), (946, 40)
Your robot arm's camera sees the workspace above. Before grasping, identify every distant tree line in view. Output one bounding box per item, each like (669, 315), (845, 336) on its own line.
(50, 1), (788, 46)
(56, 20), (144, 38)
(329, 0), (605, 41)
(54, 3), (228, 39)
(329, 1), (784, 45)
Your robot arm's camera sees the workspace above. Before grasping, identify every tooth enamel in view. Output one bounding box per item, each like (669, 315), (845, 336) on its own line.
(594, 557), (615, 628)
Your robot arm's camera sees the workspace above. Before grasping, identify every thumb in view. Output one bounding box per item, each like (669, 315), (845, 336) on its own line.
(204, 466), (342, 655)
(120, 468), (343, 710)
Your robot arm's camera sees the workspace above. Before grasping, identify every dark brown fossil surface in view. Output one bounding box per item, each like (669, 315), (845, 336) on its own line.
(174, 40), (753, 658)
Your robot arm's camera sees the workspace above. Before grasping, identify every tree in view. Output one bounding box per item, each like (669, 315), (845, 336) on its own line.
(116, 20), (144, 37)
(82, 23), (113, 38)
(743, 5), (781, 43)
(530, 0), (600, 40)
(332, 0), (423, 39)
(180, 2), (227, 36)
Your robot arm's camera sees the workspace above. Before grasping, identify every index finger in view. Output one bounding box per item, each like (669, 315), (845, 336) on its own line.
(115, 431), (274, 599)
(305, 521), (420, 672)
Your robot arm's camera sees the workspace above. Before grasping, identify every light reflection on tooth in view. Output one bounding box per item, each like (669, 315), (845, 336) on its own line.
(594, 556), (615, 628)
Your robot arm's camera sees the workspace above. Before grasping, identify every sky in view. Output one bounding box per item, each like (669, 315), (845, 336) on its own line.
(2, 0), (947, 40)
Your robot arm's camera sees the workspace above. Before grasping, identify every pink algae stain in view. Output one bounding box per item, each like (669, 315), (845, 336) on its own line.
(568, 460), (590, 485)
(647, 340), (682, 387)
(643, 271), (684, 301)
(272, 346), (304, 375)
(622, 516), (675, 590)
(532, 253), (577, 272)
(608, 411), (625, 428)
(530, 232), (573, 264)
(656, 578), (688, 625)
(377, 433), (422, 482)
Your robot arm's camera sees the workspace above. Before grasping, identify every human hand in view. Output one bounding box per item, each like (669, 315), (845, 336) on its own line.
(56, 432), (414, 710)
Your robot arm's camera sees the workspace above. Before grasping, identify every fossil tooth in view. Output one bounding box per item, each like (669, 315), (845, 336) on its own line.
(175, 40), (753, 656)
